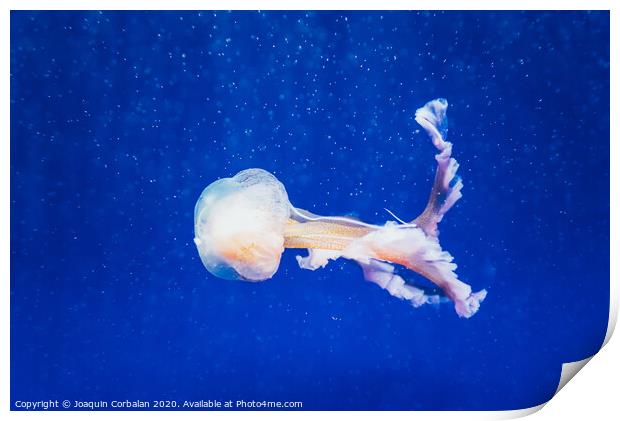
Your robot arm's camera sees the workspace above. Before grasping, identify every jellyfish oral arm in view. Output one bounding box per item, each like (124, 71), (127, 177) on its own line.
(359, 259), (443, 308)
(413, 99), (464, 238)
(282, 218), (375, 251)
(288, 99), (486, 318)
(282, 214), (486, 317)
(409, 99), (487, 316)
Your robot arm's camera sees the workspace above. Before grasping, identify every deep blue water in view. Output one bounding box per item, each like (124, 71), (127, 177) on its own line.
(10, 11), (610, 410)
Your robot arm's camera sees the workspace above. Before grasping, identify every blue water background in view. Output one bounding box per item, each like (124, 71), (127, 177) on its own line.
(11, 11), (610, 410)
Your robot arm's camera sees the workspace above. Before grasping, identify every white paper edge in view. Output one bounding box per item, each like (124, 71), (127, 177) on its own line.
(2, 2), (617, 420)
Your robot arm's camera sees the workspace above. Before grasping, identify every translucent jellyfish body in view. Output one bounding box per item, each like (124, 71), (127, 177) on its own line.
(194, 99), (487, 318)
(193, 169), (291, 281)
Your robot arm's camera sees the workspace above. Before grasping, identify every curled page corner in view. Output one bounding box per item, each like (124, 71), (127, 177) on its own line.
(555, 356), (594, 395)
(603, 288), (618, 348)
(502, 354), (602, 419)
(545, 294), (617, 408)
(494, 360), (597, 421)
(499, 403), (546, 419)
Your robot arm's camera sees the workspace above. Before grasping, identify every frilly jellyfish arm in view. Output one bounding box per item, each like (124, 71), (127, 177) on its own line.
(395, 98), (486, 316)
(194, 99), (487, 318)
(412, 98), (463, 237)
(357, 259), (445, 308)
(292, 99), (486, 317)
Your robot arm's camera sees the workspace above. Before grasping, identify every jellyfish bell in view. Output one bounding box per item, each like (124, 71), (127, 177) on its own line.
(193, 168), (291, 281)
(193, 99), (487, 318)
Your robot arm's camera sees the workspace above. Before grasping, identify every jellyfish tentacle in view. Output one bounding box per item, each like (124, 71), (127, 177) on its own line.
(405, 98), (486, 316)
(358, 259), (441, 307)
(296, 249), (342, 270)
(413, 98), (464, 238)
(290, 99), (486, 317)
(289, 206), (378, 229)
(294, 242), (443, 308)
(354, 223), (486, 318)
(283, 217), (375, 250)
(294, 222), (486, 317)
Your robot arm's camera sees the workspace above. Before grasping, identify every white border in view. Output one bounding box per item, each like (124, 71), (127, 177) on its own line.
(2, 0), (617, 10)
(3, 1), (617, 419)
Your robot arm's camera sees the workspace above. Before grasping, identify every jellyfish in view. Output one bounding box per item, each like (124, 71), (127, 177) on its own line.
(193, 99), (487, 318)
